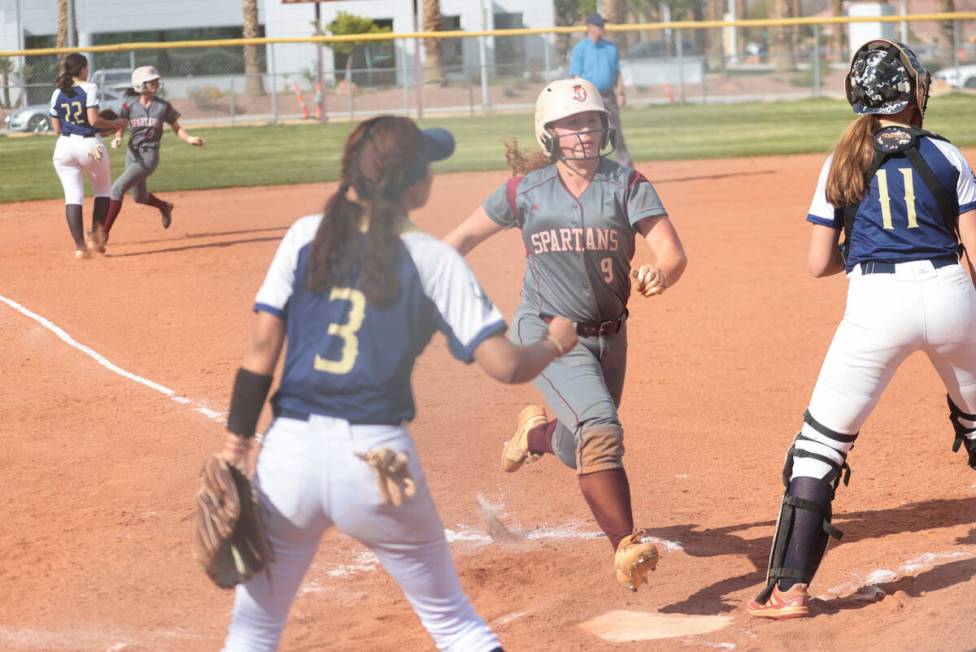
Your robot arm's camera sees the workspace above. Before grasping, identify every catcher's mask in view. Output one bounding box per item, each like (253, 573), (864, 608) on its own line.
(131, 66), (162, 93)
(535, 78), (615, 161)
(845, 39), (930, 121)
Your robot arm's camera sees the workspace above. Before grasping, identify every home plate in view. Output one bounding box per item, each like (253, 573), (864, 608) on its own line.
(579, 610), (733, 642)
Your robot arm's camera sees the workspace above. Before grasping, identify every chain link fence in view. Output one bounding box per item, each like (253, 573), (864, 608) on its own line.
(2, 16), (975, 132)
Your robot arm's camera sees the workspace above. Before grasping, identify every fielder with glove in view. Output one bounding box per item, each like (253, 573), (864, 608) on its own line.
(214, 116), (578, 651)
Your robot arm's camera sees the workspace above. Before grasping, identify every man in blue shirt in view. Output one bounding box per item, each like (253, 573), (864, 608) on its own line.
(569, 12), (632, 168)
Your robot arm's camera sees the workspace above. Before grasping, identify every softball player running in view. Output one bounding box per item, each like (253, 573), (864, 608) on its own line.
(92, 66), (204, 252)
(748, 40), (976, 619)
(48, 54), (124, 259)
(217, 116), (577, 651)
(445, 78), (689, 591)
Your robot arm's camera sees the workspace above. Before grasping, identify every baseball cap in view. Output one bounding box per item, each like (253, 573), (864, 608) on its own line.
(418, 127), (455, 163)
(586, 12), (606, 27)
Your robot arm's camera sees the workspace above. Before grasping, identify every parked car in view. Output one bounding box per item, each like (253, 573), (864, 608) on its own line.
(934, 64), (976, 89)
(91, 68), (134, 92)
(4, 88), (126, 133)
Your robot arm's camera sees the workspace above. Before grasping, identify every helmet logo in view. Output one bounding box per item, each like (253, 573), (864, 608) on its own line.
(572, 84), (587, 102)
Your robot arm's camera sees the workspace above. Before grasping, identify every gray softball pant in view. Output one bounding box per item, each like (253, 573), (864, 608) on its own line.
(510, 302), (628, 470)
(110, 145), (160, 202)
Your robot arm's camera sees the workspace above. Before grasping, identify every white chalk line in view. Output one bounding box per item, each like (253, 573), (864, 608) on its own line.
(3, 293), (687, 598)
(823, 550), (976, 600)
(0, 292), (226, 424)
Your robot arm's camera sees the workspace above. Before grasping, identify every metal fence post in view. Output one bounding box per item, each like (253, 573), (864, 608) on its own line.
(229, 77), (236, 126)
(676, 29), (686, 103)
(813, 24), (821, 98)
(348, 68), (354, 121)
(269, 42), (278, 125)
(953, 19), (961, 88)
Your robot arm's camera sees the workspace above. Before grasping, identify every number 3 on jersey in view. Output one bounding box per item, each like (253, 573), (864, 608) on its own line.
(877, 168), (919, 230)
(314, 287), (366, 375)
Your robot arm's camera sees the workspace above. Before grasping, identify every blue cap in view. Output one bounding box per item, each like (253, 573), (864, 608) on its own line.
(586, 12), (606, 27)
(419, 128), (455, 163)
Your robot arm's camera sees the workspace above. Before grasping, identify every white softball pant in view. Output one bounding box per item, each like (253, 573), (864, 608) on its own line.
(52, 134), (111, 205)
(793, 259), (976, 480)
(222, 415), (500, 652)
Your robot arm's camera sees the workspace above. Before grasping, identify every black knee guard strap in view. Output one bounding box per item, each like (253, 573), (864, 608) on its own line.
(948, 395), (976, 470)
(781, 410), (856, 496)
(757, 412), (854, 604)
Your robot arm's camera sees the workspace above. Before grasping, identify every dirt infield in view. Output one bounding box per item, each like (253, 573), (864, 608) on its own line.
(2, 152), (976, 651)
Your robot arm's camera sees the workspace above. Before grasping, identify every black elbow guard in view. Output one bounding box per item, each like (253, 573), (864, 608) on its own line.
(227, 367), (274, 439)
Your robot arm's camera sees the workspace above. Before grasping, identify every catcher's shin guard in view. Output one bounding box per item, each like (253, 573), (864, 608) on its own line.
(948, 395), (976, 470)
(755, 411), (855, 604)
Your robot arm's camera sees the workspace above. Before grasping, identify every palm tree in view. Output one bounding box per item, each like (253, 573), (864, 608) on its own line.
(57, 0), (68, 51)
(939, 0), (956, 61)
(422, 0), (445, 85)
(604, 0), (628, 53)
(768, 0), (794, 72)
(832, 0), (844, 62)
(243, 0), (264, 95)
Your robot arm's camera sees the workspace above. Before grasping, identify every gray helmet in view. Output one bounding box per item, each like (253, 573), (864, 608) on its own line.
(845, 39), (930, 118)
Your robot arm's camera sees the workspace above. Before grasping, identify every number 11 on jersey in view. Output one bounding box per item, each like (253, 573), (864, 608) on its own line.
(877, 168), (919, 230)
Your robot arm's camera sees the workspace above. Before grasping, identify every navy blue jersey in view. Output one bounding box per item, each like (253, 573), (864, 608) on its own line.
(47, 81), (100, 137)
(807, 134), (976, 272)
(254, 216), (506, 425)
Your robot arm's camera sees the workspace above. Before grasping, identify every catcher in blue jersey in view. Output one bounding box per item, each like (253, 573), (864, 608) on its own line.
(445, 78), (689, 592)
(214, 116), (577, 651)
(748, 40), (976, 620)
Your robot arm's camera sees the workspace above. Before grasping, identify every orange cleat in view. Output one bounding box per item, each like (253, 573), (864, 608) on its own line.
(747, 583), (810, 620)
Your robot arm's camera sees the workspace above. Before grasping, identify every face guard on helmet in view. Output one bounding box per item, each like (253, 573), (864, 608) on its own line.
(845, 39), (930, 121)
(534, 78), (615, 161)
(132, 66), (162, 93)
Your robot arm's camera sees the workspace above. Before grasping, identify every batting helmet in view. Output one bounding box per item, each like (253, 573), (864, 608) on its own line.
(534, 78), (613, 158)
(845, 40), (930, 118)
(131, 66), (162, 93)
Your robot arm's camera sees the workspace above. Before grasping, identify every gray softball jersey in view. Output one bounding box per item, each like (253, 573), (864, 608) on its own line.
(484, 159), (667, 324)
(121, 97), (180, 149)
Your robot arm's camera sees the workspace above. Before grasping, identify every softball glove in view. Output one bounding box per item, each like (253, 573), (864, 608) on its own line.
(191, 454), (272, 589)
(97, 108), (119, 136)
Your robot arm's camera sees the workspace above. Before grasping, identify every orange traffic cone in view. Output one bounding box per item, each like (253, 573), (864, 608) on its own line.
(663, 82), (675, 104)
(293, 82), (310, 120)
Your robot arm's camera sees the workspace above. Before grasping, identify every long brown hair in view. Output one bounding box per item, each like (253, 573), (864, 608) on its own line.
(503, 138), (553, 176)
(825, 114), (881, 207)
(56, 53), (87, 96)
(306, 116), (424, 306)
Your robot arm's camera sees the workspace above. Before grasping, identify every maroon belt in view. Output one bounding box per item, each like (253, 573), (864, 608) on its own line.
(541, 313), (625, 337)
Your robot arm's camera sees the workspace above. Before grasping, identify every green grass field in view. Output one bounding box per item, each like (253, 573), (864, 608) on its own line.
(3, 95), (976, 204)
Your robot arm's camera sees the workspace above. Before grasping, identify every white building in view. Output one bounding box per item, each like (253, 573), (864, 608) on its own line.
(0, 0), (557, 101)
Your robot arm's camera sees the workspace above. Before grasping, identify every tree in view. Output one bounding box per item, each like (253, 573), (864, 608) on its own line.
(423, 0), (445, 85)
(768, 0), (794, 72)
(939, 0), (957, 62)
(326, 12), (392, 87)
(243, 0), (264, 95)
(604, 0), (628, 52)
(554, 0), (597, 61)
(57, 0), (68, 51)
(832, 0), (844, 61)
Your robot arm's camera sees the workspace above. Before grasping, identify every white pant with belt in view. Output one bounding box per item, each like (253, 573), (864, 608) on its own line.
(797, 260), (976, 480)
(222, 415), (500, 652)
(52, 134), (110, 205)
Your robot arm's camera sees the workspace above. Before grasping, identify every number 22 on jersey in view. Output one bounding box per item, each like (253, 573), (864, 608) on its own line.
(877, 168), (919, 230)
(314, 287), (366, 375)
(60, 101), (84, 124)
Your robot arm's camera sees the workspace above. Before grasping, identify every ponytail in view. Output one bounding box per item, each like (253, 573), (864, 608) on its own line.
(504, 138), (553, 176)
(56, 53), (88, 96)
(825, 115), (881, 208)
(305, 117), (421, 307)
